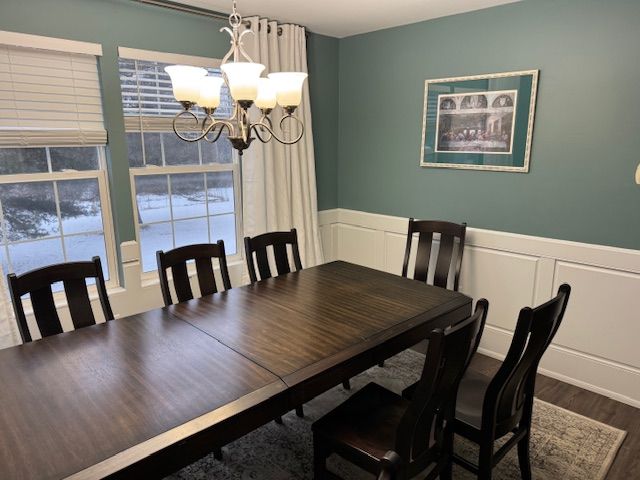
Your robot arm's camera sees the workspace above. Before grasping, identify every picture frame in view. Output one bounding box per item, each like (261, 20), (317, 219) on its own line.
(420, 70), (539, 172)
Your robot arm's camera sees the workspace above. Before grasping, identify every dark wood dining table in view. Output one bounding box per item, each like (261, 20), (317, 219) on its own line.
(0, 261), (471, 480)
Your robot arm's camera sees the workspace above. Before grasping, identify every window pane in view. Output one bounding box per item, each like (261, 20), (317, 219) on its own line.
(162, 132), (199, 166)
(201, 137), (233, 165)
(170, 173), (206, 219)
(0, 148), (48, 175)
(126, 132), (144, 168)
(65, 233), (108, 280)
(139, 222), (173, 272)
(207, 171), (235, 215)
(50, 147), (99, 171)
(209, 214), (236, 255)
(0, 182), (59, 241)
(174, 217), (208, 248)
(58, 179), (103, 234)
(8, 238), (64, 275)
(135, 175), (170, 223)
(143, 132), (162, 166)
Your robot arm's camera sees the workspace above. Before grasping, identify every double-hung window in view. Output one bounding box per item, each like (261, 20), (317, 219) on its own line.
(0, 33), (116, 282)
(118, 48), (241, 273)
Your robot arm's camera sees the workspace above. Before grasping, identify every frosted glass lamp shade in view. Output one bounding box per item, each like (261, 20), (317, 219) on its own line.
(267, 72), (308, 107)
(198, 76), (225, 109)
(636, 163), (640, 185)
(255, 78), (277, 109)
(165, 65), (208, 103)
(220, 62), (265, 101)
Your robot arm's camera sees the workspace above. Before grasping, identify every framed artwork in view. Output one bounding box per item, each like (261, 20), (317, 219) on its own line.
(420, 70), (539, 172)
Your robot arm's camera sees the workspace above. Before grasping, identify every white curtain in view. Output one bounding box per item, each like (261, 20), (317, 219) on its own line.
(242, 17), (324, 271)
(0, 265), (18, 348)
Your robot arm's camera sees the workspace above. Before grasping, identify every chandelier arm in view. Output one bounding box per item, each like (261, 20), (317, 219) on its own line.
(203, 120), (234, 143)
(250, 114), (305, 146)
(251, 119), (273, 143)
(172, 111), (232, 143)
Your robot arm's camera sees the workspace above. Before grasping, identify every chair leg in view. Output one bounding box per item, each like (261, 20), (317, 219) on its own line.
(214, 447), (223, 461)
(274, 416), (283, 424)
(478, 442), (493, 480)
(342, 379), (351, 390)
(313, 436), (330, 480)
(378, 360), (385, 367)
(296, 405), (305, 417)
(517, 433), (533, 480)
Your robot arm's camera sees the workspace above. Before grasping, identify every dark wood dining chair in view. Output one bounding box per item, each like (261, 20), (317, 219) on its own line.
(244, 228), (302, 283)
(402, 218), (467, 290)
(244, 228), (304, 420)
(156, 241), (232, 307)
(312, 299), (489, 480)
(359, 218), (467, 386)
(7, 256), (113, 343)
(377, 451), (402, 480)
(452, 284), (571, 480)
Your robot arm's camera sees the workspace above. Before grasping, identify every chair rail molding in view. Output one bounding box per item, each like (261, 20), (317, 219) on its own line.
(318, 208), (640, 408)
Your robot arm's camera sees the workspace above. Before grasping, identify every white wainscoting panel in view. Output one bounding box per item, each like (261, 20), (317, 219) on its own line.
(318, 208), (640, 408)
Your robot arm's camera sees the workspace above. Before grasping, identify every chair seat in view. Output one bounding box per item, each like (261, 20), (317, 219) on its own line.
(312, 382), (410, 461)
(455, 369), (492, 430)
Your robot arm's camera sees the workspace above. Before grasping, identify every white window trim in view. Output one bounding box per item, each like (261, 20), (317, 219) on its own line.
(118, 47), (221, 69)
(0, 30), (102, 56)
(0, 148), (119, 289)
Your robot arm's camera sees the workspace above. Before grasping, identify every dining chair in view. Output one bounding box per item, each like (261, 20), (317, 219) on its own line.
(353, 218), (467, 389)
(156, 241), (232, 307)
(7, 256), (113, 343)
(312, 299), (489, 480)
(451, 284), (571, 480)
(377, 451), (402, 480)
(244, 228), (305, 420)
(244, 228), (302, 283)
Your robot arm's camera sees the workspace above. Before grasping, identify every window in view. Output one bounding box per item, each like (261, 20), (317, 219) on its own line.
(119, 49), (241, 273)
(0, 35), (115, 281)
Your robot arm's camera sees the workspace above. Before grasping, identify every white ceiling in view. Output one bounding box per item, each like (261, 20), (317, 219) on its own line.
(175, 0), (521, 38)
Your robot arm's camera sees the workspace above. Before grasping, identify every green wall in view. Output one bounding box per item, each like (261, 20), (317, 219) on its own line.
(0, 0), (339, 241)
(337, 0), (640, 249)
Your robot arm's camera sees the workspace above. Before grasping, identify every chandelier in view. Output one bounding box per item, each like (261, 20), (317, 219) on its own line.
(164, 0), (307, 155)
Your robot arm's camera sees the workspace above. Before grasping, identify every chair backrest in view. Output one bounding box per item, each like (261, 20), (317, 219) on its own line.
(7, 256), (113, 343)
(396, 299), (489, 463)
(402, 219), (467, 291)
(244, 228), (303, 283)
(377, 451), (402, 480)
(484, 284), (571, 433)
(156, 241), (231, 306)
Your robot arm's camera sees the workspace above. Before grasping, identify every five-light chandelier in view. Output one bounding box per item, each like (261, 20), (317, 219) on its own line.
(165, 0), (307, 155)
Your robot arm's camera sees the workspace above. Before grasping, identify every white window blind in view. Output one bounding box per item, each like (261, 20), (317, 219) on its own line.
(0, 44), (107, 147)
(119, 57), (232, 133)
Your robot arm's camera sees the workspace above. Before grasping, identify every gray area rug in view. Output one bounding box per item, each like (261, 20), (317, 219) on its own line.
(166, 350), (626, 480)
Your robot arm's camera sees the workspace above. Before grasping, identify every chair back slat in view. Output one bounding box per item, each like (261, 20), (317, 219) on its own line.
(413, 232), (433, 282)
(486, 284), (571, 430)
(403, 218), (466, 291)
(433, 233), (455, 288)
(244, 228), (302, 283)
(7, 256), (113, 343)
(156, 241), (231, 307)
(273, 243), (292, 276)
(30, 286), (64, 338)
(195, 256), (217, 297)
(396, 300), (488, 461)
(171, 261), (193, 303)
(64, 278), (96, 329)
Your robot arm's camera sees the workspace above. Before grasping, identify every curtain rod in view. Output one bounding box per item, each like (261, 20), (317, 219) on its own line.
(134, 0), (310, 36)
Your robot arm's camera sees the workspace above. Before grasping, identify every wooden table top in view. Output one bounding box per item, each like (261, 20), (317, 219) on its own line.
(168, 261), (470, 382)
(0, 308), (284, 480)
(0, 261), (471, 480)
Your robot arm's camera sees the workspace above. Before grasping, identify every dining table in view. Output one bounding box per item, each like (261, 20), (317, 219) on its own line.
(0, 261), (472, 480)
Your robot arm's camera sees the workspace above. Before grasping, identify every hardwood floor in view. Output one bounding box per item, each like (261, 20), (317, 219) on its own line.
(469, 353), (640, 480)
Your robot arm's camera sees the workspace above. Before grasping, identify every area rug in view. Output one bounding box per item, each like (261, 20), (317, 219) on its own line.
(166, 350), (626, 480)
